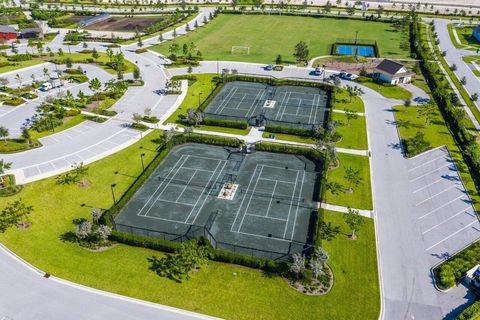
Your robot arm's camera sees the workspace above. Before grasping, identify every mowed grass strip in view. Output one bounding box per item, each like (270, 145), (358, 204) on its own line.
(325, 153), (373, 210)
(333, 112), (368, 150)
(150, 14), (410, 64)
(0, 131), (379, 320)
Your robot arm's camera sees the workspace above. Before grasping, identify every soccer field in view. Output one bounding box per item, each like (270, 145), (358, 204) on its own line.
(150, 14), (410, 63)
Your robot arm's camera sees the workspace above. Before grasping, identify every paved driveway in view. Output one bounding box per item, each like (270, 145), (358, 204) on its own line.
(407, 147), (480, 264)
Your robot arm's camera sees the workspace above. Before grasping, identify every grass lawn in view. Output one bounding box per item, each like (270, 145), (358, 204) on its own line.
(30, 114), (87, 139)
(52, 52), (137, 74)
(262, 131), (315, 144)
(150, 14), (410, 64)
(455, 25), (480, 49)
(0, 138), (41, 153)
(333, 112), (368, 150)
(325, 153), (373, 210)
(360, 81), (412, 100)
(0, 57), (45, 74)
(0, 130), (379, 320)
(164, 74), (249, 135)
(334, 90), (365, 113)
(393, 105), (480, 211)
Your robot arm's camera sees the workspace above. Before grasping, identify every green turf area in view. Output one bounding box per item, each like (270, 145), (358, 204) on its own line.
(150, 14), (410, 64)
(53, 52), (137, 74)
(334, 90), (365, 113)
(333, 112), (368, 150)
(0, 138), (41, 153)
(360, 81), (412, 100)
(0, 131), (379, 320)
(393, 105), (480, 211)
(0, 58), (45, 74)
(262, 131), (316, 144)
(325, 153), (372, 210)
(454, 25), (480, 48)
(30, 114), (87, 139)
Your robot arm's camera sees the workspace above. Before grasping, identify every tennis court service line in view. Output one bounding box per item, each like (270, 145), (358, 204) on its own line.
(137, 154), (189, 217)
(230, 165), (262, 233)
(213, 87), (237, 114)
(184, 159), (227, 224)
(288, 171), (306, 241)
(236, 165), (266, 232)
(283, 170), (300, 239)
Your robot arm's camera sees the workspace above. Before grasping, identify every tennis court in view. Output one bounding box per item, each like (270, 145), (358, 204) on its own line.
(115, 143), (321, 259)
(203, 81), (329, 129)
(335, 44), (376, 57)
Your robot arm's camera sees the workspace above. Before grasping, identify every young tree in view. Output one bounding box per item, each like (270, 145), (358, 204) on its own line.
(344, 109), (358, 126)
(0, 199), (34, 232)
(293, 41), (309, 64)
(21, 128), (31, 146)
(132, 112), (143, 123)
(344, 167), (362, 192)
(163, 127), (175, 144)
(343, 208), (364, 240)
(275, 54), (282, 65)
(14, 73), (22, 88)
(0, 126), (9, 144)
(0, 77), (9, 87)
(319, 221), (341, 241)
(75, 221), (92, 240)
(91, 207), (102, 224)
(88, 78), (102, 99)
(405, 131), (430, 156)
(133, 67), (141, 80)
(472, 93), (479, 102)
(290, 253), (306, 279)
(418, 102), (437, 127)
(0, 159), (12, 184)
(92, 48), (100, 61)
(460, 76), (467, 85)
(325, 181), (345, 195)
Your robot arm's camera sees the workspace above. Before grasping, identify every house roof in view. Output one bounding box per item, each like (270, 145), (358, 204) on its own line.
(375, 59), (406, 76)
(0, 25), (16, 34)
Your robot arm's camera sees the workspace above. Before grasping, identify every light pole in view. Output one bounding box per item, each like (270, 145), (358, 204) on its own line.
(140, 153), (145, 171)
(110, 183), (117, 205)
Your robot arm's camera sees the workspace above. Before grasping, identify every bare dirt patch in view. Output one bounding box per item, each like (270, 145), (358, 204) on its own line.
(87, 16), (165, 32)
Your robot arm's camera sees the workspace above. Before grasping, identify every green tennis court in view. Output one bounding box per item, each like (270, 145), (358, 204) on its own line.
(114, 143), (321, 260)
(203, 81), (330, 129)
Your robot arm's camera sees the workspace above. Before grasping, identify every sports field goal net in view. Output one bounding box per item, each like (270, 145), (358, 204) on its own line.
(231, 46), (250, 55)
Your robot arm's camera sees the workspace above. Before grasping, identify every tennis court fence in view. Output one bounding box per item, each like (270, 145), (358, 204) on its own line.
(112, 215), (313, 261)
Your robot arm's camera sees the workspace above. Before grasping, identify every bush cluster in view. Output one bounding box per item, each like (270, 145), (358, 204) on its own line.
(456, 301), (480, 320)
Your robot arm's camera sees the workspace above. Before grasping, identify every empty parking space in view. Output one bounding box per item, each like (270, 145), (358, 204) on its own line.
(407, 147), (480, 263)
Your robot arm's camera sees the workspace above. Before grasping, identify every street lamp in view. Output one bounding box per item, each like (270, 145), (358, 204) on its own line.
(140, 153), (146, 171)
(110, 183), (117, 205)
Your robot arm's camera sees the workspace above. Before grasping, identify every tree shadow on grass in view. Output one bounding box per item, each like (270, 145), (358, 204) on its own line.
(148, 255), (183, 283)
(59, 218), (87, 243)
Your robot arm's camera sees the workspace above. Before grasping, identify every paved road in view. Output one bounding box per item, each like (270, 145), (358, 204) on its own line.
(0, 244), (218, 320)
(360, 82), (480, 320)
(434, 19), (480, 112)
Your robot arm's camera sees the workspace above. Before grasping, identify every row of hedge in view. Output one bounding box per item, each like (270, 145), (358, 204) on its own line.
(201, 117), (248, 129)
(456, 301), (480, 320)
(110, 230), (287, 272)
(265, 124), (314, 137)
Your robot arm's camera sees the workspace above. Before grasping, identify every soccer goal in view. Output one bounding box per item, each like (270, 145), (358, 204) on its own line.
(231, 46), (250, 55)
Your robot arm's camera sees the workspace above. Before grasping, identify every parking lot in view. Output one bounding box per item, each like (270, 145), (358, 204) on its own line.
(407, 147), (480, 264)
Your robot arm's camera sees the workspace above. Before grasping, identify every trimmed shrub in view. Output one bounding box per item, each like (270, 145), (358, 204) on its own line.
(110, 230), (180, 253)
(202, 117), (248, 129)
(434, 241), (480, 289)
(456, 301), (480, 320)
(265, 124), (313, 137)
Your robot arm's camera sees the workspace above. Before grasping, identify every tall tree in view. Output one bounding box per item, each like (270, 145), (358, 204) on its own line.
(0, 126), (9, 144)
(293, 41), (309, 64)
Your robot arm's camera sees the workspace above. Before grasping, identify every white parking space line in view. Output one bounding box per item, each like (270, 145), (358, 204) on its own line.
(426, 220), (479, 251)
(415, 185), (458, 206)
(421, 207), (473, 235)
(418, 194), (466, 219)
(407, 154), (448, 172)
(409, 163), (452, 182)
(413, 177), (444, 193)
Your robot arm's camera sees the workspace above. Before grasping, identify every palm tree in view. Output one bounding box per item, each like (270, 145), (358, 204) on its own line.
(14, 74), (22, 88)
(0, 126), (9, 144)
